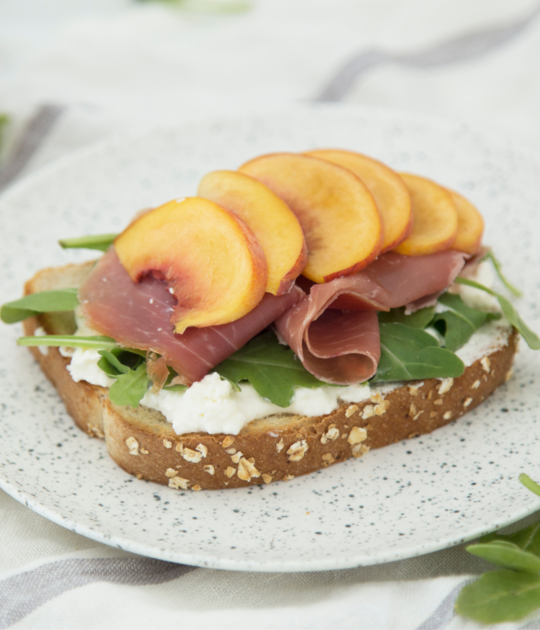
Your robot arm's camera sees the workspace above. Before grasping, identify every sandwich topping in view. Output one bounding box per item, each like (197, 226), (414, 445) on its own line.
(2, 147), (539, 439)
(275, 249), (468, 384)
(64, 258), (514, 436)
(78, 247), (303, 385)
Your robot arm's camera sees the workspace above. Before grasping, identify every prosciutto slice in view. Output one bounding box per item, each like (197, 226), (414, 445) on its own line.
(79, 248), (304, 385)
(276, 250), (467, 384)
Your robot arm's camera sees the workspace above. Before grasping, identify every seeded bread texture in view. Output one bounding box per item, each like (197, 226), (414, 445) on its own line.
(23, 263), (518, 491)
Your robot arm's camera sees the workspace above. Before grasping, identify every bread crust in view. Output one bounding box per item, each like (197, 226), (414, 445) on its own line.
(22, 263), (518, 491)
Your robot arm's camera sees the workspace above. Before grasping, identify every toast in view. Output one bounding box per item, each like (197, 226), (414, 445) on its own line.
(23, 262), (518, 491)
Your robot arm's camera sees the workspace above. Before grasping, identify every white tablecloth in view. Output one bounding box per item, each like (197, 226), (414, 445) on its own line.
(1, 1), (540, 627)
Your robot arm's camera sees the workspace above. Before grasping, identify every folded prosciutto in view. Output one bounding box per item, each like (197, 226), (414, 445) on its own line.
(276, 250), (467, 384)
(79, 248), (304, 385)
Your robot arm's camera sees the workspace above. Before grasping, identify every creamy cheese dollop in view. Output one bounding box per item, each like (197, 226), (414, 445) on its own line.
(141, 373), (372, 436)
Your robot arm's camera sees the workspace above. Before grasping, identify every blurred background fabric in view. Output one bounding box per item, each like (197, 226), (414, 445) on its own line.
(1, 1), (540, 628)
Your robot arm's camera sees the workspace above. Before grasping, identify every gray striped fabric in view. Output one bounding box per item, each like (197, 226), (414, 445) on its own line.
(0, 558), (195, 629)
(415, 580), (472, 630)
(316, 3), (540, 102)
(0, 104), (64, 193)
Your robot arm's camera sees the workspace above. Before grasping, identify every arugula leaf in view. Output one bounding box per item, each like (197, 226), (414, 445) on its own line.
(484, 250), (522, 297)
(520, 473), (540, 498)
(17, 335), (117, 350)
(480, 521), (540, 559)
(97, 356), (122, 378)
(0, 113), (8, 150)
(431, 293), (498, 352)
(378, 305), (435, 328)
(466, 541), (540, 574)
(455, 570), (540, 623)
(58, 233), (117, 252)
(159, 367), (187, 392)
(457, 475), (540, 623)
(214, 330), (328, 407)
(135, 0), (251, 12)
(373, 323), (465, 382)
(108, 362), (149, 408)
(455, 277), (540, 350)
(162, 384), (188, 392)
(97, 349), (141, 376)
(1, 289), (79, 324)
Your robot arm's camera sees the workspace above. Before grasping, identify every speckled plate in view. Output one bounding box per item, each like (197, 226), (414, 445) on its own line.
(1, 105), (539, 572)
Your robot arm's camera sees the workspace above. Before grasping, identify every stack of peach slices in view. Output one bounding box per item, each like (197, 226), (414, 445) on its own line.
(115, 149), (484, 333)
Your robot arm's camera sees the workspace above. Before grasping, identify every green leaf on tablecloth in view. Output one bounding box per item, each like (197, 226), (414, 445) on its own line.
(455, 571), (540, 623)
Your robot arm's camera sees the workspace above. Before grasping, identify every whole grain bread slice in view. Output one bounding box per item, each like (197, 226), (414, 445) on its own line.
(23, 262), (518, 491)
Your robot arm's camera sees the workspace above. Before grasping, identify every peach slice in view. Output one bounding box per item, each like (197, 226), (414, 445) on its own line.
(114, 197), (267, 333)
(239, 153), (383, 283)
(198, 170), (307, 295)
(393, 174), (458, 256)
(448, 189), (484, 255)
(305, 149), (412, 253)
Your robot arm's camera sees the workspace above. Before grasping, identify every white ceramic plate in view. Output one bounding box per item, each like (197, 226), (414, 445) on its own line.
(1, 105), (539, 572)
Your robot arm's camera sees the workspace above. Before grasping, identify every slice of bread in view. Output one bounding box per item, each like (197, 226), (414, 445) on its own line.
(23, 263), (518, 491)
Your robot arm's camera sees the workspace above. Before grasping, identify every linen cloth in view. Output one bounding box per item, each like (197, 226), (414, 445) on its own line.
(1, 1), (540, 627)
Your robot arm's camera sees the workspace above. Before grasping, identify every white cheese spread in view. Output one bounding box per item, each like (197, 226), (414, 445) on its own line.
(141, 373), (372, 436)
(67, 348), (115, 388)
(456, 319), (512, 367)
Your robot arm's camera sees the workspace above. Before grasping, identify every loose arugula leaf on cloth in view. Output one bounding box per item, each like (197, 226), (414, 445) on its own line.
(431, 293), (499, 352)
(455, 570), (540, 624)
(455, 277), (540, 349)
(378, 305), (435, 328)
(484, 250), (523, 297)
(372, 323), (465, 382)
(17, 335), (118, 350)
(456, 475), (540, 623)
(466, 541), (540, 574)
(1, 289), (79, 324)
(108, 362), (150, 408)
(214, 330), (329, 407)
(59, 233), (117, 252)
(479, 523), (540, 562)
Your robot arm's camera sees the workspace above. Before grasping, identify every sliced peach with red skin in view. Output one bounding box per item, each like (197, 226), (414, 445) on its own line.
(239, 153), (383, 284)
(198, 170), (307, 295)
(393, 174), (458, 256)
(114, 197), (267, 333)
(448, 189), (484, 255)
(305, 149), (412, 253)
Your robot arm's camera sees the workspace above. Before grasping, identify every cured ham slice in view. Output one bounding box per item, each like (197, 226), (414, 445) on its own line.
(79, 248), (303, 385)
(276, 250), (467, 384)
